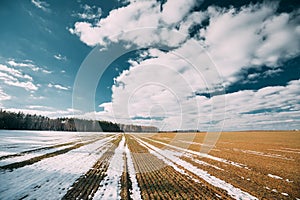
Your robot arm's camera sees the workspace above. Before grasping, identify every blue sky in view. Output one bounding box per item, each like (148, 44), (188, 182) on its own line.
(0, 0), (299, 131)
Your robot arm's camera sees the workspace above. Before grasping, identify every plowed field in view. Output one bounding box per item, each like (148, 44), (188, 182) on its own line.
(0, 130), (299, 199)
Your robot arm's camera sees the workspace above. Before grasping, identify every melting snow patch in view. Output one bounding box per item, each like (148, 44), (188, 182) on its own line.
(0, 144), (75, 166)
(271, 189), (278, 193)
(240, 149), (293, 161)
(268, 149), (300, 154)
(267, 174), (283, 180)
(125, 144), (142, 200)
(142, 137), (248, 169)
(184, 154), (224, 171)
(0, 135), (114, 200)
(136, 137), (258, 200)
(93, 136), (125, 200)
(282, 147), (300, 152)
(281, 193), (289, 196)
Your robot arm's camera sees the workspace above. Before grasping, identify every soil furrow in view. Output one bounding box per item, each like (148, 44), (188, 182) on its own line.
(121, 152), (132, 200)
(0, 141), (78, 161)
(61, 135), (122, 200)
(0, 138), (100, 171)
(128, 135), (227, 199)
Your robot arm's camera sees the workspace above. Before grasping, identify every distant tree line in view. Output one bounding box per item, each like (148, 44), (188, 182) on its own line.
(0, 109), (159, 132)
(0, 109), (123, 132)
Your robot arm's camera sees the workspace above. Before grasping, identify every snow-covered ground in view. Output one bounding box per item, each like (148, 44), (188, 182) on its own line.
(125, 144), (142, 200)
(141, 136), (248, 169)
(234, 148), (294, 161)
(0, 130), (115, 200)
(135, 136), (258, 200)
(0, 130), (93, 156)
(92, 135), (143, 200)
(0, 131), (296, 200)
(0, 144), (76, 166)
(267, 173), (283, 180)
(93, 135), (125, 200)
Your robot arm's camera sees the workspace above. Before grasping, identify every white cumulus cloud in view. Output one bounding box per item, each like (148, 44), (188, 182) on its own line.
(200, 2), (300, 82)
(0, 88), (11, 101)
(69, 0), (191, 47)
(31, 0), (50, 12)
(73, 4), (102, 20)
(48, 83), (69, 91)
(70, 0), (300, 130)
(7, 59), (51, 73)
(54, 54), (67, 61)
(0, 64), (38, 91)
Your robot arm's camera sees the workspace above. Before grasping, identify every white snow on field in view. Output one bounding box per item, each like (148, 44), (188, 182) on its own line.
(281, 147), (300, 151)
(0, 134), (115, 200)
(271, 189), (278, 193)
(285, 178), (293, 183)
(142, 136), (248, 169)
(136, 139), (198, 182)
(157, 137), (172, 141)
(239, 149), (293, 161)
(178, 140), (201, 145)
(0, 130), (93, 155)
(0, 144), (76, 166)
(184, 153), (224, 171)
(268, 149), (300, 154)
(136, 137), (258, 200)
(125, 144), (142, 200)
(93, 135), (125, 200)
(0, 151), (12, 157)
(267, 174), (283, 180)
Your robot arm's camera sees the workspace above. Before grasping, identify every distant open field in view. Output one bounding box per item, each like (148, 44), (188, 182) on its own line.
(0, 130), (299, 199)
